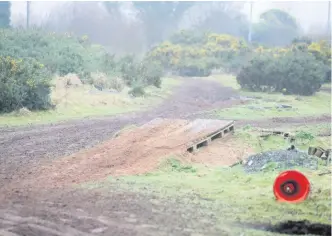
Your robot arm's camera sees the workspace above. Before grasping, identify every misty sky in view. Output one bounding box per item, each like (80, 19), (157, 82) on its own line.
(10, 1), (331, 33)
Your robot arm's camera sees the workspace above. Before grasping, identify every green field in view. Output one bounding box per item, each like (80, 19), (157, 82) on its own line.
(0, 77), (181, 127)
(235, 124), (331, 152)
(81, 159), (331, 233)
(209, 75), (331, 120)
(80, 125), (331, 234)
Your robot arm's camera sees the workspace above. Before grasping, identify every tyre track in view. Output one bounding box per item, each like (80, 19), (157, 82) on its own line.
(0, 78), (238, 187)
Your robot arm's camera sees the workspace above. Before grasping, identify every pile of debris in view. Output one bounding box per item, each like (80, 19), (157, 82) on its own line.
(243, 149), (319, 173)
(308, 146), (331, 160)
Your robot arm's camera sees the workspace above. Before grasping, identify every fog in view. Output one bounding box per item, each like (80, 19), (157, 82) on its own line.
(9, 1), (331, 52)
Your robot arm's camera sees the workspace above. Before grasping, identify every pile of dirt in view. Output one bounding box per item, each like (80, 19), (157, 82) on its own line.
(8, 118), (246, 191)
(183, 135), (254, 167)
(243, 150), (319, 173)
(27, 119), (190, 187)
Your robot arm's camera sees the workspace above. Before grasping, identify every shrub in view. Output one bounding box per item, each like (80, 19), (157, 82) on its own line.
(292, 36), (312, 45)
(90, 72), (109, 90)
(89, 72), (125, 92)
(307, 40), (331, 83)
(109, 76), (125, 92)
(325, 68), (331, 83)
(176, 58), (212, 77)
(129, 85), (145, 97)
(139, 60), (163, 88)
(0, 29), (113, 77)
(237, 51), (326, 95)
(118, 55), (139, 86)
(0, 56), (52, 112)
(147, 31), (250, 77)
(118, 55), (164, 88)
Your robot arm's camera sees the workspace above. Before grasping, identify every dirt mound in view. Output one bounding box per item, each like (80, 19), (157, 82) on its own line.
(10, 118), (244, 190)
(183, 135), (254, 167)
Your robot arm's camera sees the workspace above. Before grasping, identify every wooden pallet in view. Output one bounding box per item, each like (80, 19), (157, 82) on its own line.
(186, 121), (235, 153)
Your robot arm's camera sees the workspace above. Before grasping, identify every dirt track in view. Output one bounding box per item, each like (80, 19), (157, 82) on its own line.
(0, 78), (330, 236)
(0, 78), (245, 236)
(0, 79), (239, 185)
(0, 188), (237, 236)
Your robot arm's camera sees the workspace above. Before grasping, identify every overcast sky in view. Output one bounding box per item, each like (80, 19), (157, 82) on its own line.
(10, 1), (331, 33)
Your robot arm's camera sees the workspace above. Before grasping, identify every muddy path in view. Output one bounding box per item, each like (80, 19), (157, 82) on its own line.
(1, 78), (330, 186)
(0, 78), (244, 236)
(0, 78), (239, 186)
(0, 186), (241, 236)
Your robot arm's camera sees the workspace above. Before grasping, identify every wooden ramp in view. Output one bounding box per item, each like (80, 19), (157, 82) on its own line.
(137, 118), (235, 153)
(185, 119), (235, 153)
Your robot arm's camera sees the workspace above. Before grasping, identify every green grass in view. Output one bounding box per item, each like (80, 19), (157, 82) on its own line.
(209, 75), (331, 120)
(81, 160), (331, 226)
(78, 125), (331, 234)
(291, 123), (331, 136)
(0, 77), (181, 127)
(235, 125), (331, 152)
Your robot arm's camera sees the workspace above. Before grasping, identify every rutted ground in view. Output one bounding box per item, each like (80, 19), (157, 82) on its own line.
(0, 78), (239, 186)
(0, 78), (330, 236)
(0, 188), (256, 236)
(0, 78), (246, 236)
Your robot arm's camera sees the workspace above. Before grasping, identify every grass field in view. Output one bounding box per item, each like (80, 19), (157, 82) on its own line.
(235, 124), (331, 153)
(209, 75), (331, 120)
(0, 77), (181, 127)
(81, 159), (331, 233)
(80, 124), (331, 234)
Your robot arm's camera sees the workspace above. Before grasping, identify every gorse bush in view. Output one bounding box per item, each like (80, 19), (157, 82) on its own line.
(129, 85), (145, 97)
(89, 72), (125, 92)
(149, 29), (331, 81)
(175, 58), (212, 77)
(307, 40), (331, 83)
(138, 60), (163, 88)
(147, 31), (250, 77)
(1, 27), (330, 114)
(0, 56), (52, 112)
(118, 55), (163, 88)
(0, 29), (166, 113)
(0, 29), (106, 77)
(236, 51), (326, 96)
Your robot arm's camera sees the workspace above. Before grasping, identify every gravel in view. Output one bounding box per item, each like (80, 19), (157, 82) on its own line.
(244, 150), (319, 173)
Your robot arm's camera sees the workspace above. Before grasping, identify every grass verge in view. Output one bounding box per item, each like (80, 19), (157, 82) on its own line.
(0, 77), (181, 127)
(79, 126), (331, 234)
(81, 160), (331, 226)
(236, 124), (331, 153)
(208, 75), (331, 120)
